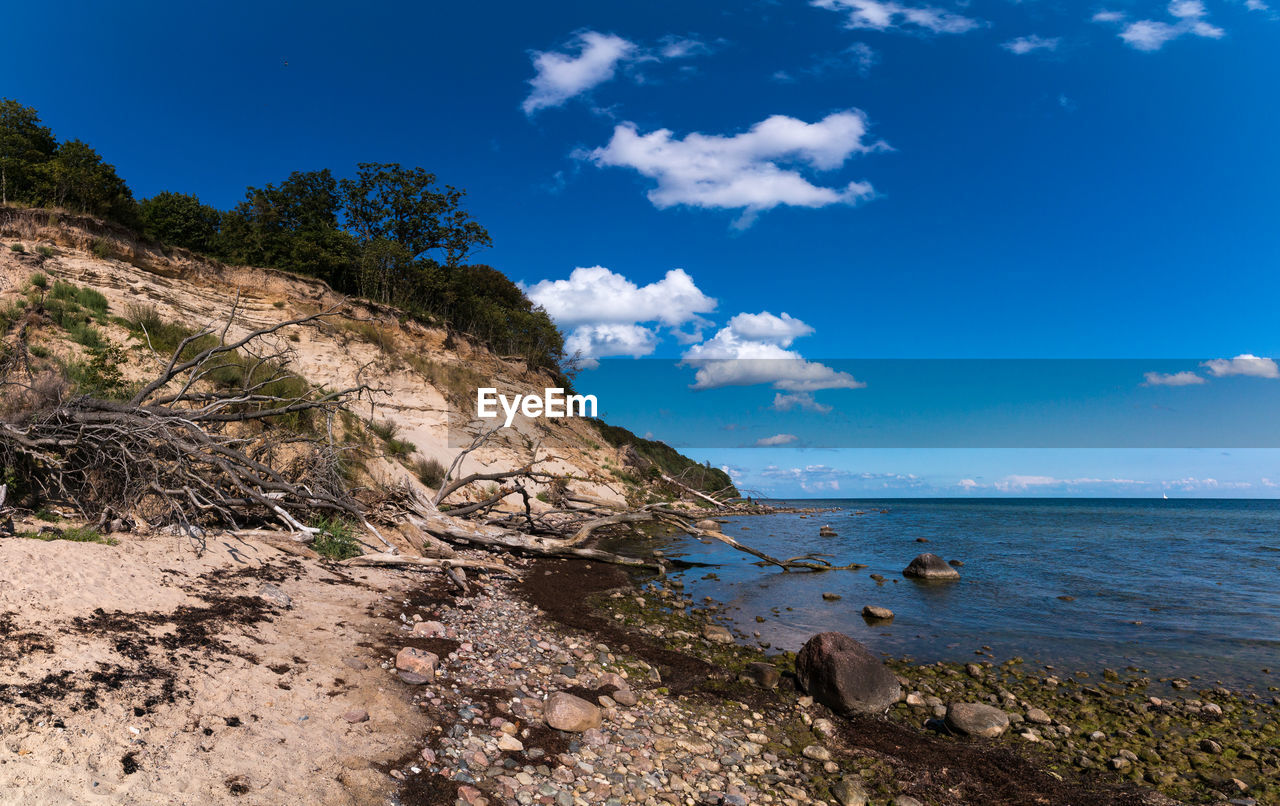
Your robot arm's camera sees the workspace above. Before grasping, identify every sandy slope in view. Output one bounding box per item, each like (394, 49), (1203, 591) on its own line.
(0, 529), (431, 806)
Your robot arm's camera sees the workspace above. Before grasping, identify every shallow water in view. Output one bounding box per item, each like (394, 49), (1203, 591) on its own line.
(610, 498), (1280, 690)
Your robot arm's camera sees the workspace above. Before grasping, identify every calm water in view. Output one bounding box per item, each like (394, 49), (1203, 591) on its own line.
(609, 499), (1280, 689)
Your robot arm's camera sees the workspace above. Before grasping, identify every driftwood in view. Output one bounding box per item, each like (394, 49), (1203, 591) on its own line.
(340, 552), (521, 577)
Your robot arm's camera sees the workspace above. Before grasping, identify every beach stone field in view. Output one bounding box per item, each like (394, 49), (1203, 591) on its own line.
(362, 556), (1280, 806)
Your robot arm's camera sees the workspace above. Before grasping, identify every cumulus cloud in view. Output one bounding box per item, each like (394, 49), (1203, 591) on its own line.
(772, 391), (834, 414)
(1095, 0), (1224, 51)
(683, 312), (864, 393)
(811, 0), (982, 33)
(1244, 0), (1270, 11)
(1143, 370), (1207, 386)
(724, 312), (814, 347)
(563, 323), (659, 361)
(1002, 34), (1061, 54)
(523, 266), (716, 359)
(583, 111), (883, 228)
(522, 32), (638, 115)
(522, 30), (712, 116)
(756, 433), (799, 447)
(1201, 354), (1280, 379)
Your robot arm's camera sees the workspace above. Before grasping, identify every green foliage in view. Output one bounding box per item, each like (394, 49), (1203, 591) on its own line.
(310, 517), (362, 560)
(18, 526), (116, 545)
(28, 272), (47, 289)
(66, 344), (129, 398)
(50, 279), (108, 315)
(90, 237), (114, 259)
(139, 191), (222, 252)
(591, 419), (737, 498)
(36, 245), (54, 258)
(412, 457), (447, 488)
(9, 242), (24, 253)
(0, 98), (57, 206)
(43, 139), (137, 224)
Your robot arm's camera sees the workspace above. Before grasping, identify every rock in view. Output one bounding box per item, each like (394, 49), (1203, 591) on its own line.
(1199, 738), (1223, 754)
(544, 692), (602, 732)
(802, 744), (832, 761)
(702, 624), (734, 644)
(894, 797), (923, 806)
(695, 519), (721, 531)
(902, 553), (960, 580)
(257, 583), (292, 608)
(342, 709), (369, 723)
(611, 688), (638, 707)
(945, 702), (1010, 738)
(832, 779), (870, 806)
(795, 632), (902, 715)
(1026, 707), (1051, 725)
(394, 647), (438, 682)
(861, 605), (894, 621)
(905, 692), (926, 707)
(411, 620), (446, 637)
(746, 662), (780, 689)
(496, 734), (524, 752)
(343, 657), (368, 670)
(822, 592), (842, 601)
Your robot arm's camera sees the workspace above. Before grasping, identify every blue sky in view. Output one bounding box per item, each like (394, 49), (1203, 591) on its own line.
(4, 0), (1278, 496)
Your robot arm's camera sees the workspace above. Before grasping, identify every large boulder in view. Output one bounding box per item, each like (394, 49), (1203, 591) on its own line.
(903, 553), (960, 580)
(795, 632), (902, 715)
(544, 692), (602, 732)
(945, 702), (1010, 738)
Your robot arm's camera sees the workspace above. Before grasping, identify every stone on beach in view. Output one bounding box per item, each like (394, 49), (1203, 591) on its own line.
(695, 519), (721, 531)
(411, 620), (446, 637)
(945, 702), (1010, 738)
(746, 661), (780, 689)
(861, 605), (894, 621)
(795, 632), (902, 715)
(395, 647), (438, 682)
(544, 691), (602, 732)
(902, 553), (960, 580)
(341, 708), (369, 723)
(702, 624), (734, 644)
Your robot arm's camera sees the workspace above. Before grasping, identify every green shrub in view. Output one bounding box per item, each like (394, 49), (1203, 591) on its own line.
(29, 272), (47, 290)
(412, 457), (447, 488)
(90, 238), (114, 260)
(368, 419), (398, 442)
(20, 526), (116, 546)
(36, 245), (55, 258)
(310, 517), (362, 560)
(9, 243), (25, 253)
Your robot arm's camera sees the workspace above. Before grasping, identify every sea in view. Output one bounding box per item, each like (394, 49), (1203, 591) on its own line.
(608, 499), (1280, 690)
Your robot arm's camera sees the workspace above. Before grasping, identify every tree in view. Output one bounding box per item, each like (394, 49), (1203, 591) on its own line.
(338, 163), (491, 267)
(139, 191), (223, 252)
(45, 139), (136, 223)
(0, 99), (57, 206)
(217, 170), (357, 283)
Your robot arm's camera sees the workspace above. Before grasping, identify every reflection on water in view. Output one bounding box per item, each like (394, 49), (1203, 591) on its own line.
(606, 499), (1280, 689)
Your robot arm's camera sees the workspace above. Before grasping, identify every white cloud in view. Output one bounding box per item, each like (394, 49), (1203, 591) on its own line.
(522, 31), (637, 115)
(584, 110), (883, 228)
(683, 312), (865, 393)
(958, 478), (980, 489)
(523, 266), (716, 359)
(1244, 0), (1270, 11)
(725, 311), (814, 347)
(658, 36), (711, 59)
(1201, 353), (1280, 379)
(995, 474), (1144, 492)
(1002, 34), (1061, 54)
(1143, 370), (1207, 386)
(756, 433), (799, 446)
(772, 391), (834, 414)
(812, 0), (982, 33)
(524, 266), (714, 328)
(1096, 0), (1224, 51)
(564, 323), (659, 360)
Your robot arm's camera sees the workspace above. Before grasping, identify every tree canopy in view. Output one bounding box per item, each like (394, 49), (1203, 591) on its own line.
(0, 98), (566, 373)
